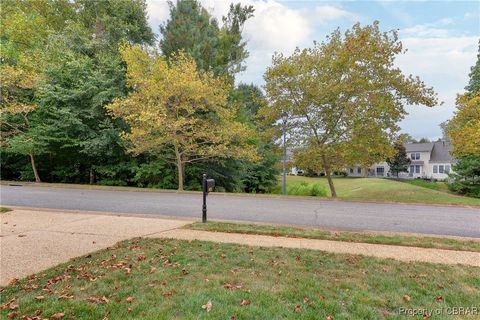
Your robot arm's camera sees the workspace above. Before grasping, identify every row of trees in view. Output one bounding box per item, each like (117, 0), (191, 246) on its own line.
(3, 0), (473, 198)
(1, 0), (279, 192)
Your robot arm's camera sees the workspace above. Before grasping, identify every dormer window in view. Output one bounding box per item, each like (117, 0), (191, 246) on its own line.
(410, 152), (420, 160)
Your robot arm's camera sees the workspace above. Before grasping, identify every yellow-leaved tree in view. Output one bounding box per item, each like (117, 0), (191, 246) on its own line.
(446, 93), (480, 157)
(107, 45), (258, 190)
(262, 22), (439, 197)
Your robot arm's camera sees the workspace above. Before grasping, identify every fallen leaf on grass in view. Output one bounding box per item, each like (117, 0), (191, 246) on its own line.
(303, 297), (310, 303)
(149, 266), (156, 273)
(126, 297), (134, 303)
(240, 299), (251, 306)
(403, 295), (411, 302)
(9, 302), (18, 310)
(35, 296), (44, 301)
(435, 295), (444, 302)
(293, 305), (302, 313)
(7, 312), (17, 319)
(326, 316), (334, 320)
(34, 310), (42, 316)
(137, 255), (146, 261)
(51, 313), (65, 319)
(58, 294), (74, 300)
(1, 298), (17, 310)
(87, 296), (109, 304)
(222, 283), (243, 290)
(162, 260), (179, 267)
(201, 300), (213, 312)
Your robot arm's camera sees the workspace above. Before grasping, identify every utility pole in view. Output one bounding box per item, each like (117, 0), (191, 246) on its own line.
(281, 112), (288, 195)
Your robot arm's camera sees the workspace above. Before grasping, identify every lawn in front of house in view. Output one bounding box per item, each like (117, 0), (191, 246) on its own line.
(185, 222), (480, 253)
(1, 238), (479, 320)
(273, 176), (480, 206)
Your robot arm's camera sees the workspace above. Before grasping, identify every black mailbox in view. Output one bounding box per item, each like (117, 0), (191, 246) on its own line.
(204, 179), (215, 193)
(202, 174), (215, 223)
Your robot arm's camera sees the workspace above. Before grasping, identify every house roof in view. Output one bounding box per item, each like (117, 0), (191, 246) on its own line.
(404, 143), (434, 153)
(430, 140), (455, 163)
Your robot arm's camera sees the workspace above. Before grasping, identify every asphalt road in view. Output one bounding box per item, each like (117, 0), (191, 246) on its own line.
(1, 185), (479, 237)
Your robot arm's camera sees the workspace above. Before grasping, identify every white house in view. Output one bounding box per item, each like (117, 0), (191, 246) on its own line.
(346, 140), (455, 180)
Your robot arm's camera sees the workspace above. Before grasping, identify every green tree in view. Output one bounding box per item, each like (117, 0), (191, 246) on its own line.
(448, 156), (480, 198)
(262, 22), (438, 197)
(107, 46), (258, 190)
(387, 142), (411, 177)
(465, 40), (480, 94)
(1, 0), (155, 184)
(230, 84), (280, 193)
(159, 0), (253, 80)
(418, 137), (431, 143)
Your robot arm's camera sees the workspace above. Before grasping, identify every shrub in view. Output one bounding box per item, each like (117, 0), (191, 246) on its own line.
(447, 156), (480, 198)
(287, 182), (327, 197)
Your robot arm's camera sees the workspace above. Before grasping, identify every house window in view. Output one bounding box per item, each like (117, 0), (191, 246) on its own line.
(445, 165), (450, 173)
(411, 152), (420, 160)
(433, 165), (438, 173)
(376, 167), (385, 176)
(349, 168), (353, 174)
(439, 165), (444, 174)
(410, 165), (421, 174)
(357, 167), (361, 174)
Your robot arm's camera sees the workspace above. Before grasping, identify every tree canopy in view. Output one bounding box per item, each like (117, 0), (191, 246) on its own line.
(107, 46), (258, 190)
(262, 22), (439, 197)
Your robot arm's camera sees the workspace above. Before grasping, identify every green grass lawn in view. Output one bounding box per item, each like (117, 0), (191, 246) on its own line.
(186, 222), (480, 253)
(0, 207), (12, 213)
(1, 238), (479, 320)
(273, 176), (480, 206)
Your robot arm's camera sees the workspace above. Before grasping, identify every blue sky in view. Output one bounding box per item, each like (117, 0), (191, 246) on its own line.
(146, 0), (479, 139)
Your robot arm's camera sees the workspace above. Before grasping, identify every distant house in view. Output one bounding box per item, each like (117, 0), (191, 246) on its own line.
(346, 140), (455, 180)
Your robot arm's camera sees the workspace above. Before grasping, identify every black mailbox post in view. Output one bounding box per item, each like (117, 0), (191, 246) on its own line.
(202, 174), (215, 223)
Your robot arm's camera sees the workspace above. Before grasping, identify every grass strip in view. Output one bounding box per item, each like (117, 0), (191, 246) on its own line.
(185, 221), (480, 253)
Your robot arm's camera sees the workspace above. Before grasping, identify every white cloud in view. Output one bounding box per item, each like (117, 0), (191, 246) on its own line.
(396, 35), (477, 138)
(146, 0), (170, 33)
(401, 25), (450, 38)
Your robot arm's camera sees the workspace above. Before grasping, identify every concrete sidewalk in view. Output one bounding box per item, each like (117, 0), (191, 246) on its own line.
(0, 209), (193, 285)
(151, 229), (480, 267)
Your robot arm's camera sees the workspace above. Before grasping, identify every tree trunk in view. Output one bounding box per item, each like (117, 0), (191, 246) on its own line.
(29, 153), (41, 183)
(89, 166), (95, 185)
(174, 145), (184, 191)
(363, 166), (368, 178)
(321, 155), (337, 198)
